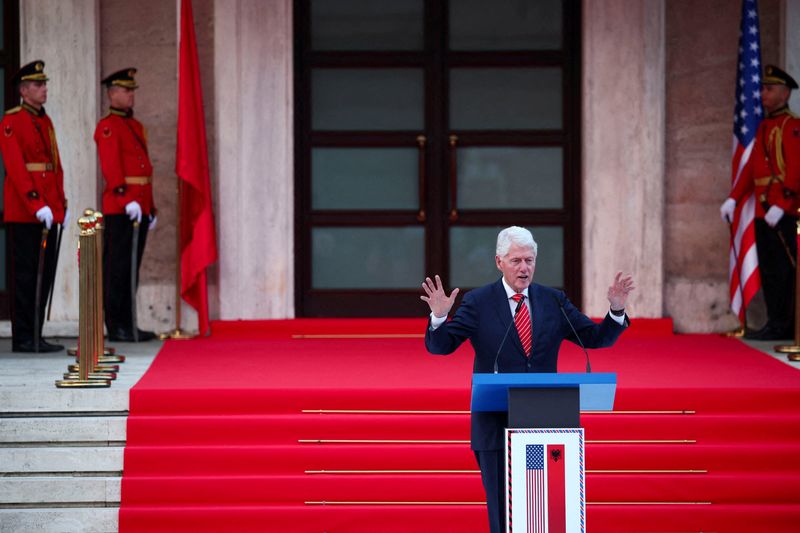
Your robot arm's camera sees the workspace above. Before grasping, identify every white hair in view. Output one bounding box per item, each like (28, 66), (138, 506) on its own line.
(496, 226), (537, 257)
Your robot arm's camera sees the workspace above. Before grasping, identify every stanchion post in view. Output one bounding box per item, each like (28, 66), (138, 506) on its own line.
(775, 216), (800, 359)
(56, 215), (111, 388)
(67, 210), (118, 359)
(68, 211), (120, 375)
(92, 210), (125, 364)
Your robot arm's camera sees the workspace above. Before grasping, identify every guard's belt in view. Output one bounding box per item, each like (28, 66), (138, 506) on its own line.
(25, 162), (53, 172)
(754, 176), (784, 187)
(124, 176), (151, 185)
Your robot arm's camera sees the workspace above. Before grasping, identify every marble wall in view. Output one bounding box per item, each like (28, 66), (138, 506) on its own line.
(581, 0), (665, 318)
(98, 0), (219, 332)
(214, 0), (294, 320)
(19, 0), (99, 326)
(786, 0), (800, 112)
(663, 0), (783, 332)
(16, 0), (798, 334)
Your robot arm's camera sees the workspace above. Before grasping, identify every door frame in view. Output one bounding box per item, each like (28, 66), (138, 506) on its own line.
(293, 0), (582, 317)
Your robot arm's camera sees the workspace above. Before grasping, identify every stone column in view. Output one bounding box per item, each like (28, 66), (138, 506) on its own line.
(785, 0), (800, 111)
(19, 0), (99, 331)
(214, 0), (294, 319)
(582, 0), (666, 317)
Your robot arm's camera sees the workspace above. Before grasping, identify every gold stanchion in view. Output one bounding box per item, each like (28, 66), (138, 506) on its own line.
(158, 176), (194, 340)
(775, 217), (800, 359)
(721, 327), (746, 338)
(67, 211), (125, 363)
(91, 210), (125, 364)
(57, 215), (110, 388)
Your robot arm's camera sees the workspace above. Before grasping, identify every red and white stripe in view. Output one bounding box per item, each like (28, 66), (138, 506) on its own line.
(729, 138), (761, 321)
(527, 465), (544, 533)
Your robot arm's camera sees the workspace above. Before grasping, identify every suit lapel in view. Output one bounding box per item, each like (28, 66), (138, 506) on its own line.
(528, 284), (542, 352)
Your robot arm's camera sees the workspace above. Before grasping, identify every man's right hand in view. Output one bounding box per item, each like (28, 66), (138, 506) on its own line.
(35, 206), (53, 229)
(420, 275), (459, 318)
(125, 201), (143, 223)
(720, 198), (736, 223)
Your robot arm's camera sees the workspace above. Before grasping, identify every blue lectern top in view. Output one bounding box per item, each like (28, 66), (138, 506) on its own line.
(470, 372), (617, 412)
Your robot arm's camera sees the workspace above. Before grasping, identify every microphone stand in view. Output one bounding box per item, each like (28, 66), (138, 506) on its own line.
(552, 294), (592, 373)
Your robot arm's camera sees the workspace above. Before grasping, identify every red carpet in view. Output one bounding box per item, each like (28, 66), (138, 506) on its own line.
(120, 319), (800, 532)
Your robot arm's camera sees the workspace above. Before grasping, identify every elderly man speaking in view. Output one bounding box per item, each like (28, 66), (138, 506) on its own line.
(421, 226), (634, 533)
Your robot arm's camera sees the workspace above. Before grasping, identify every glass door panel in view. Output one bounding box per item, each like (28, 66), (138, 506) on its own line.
(311, 0), (424, 51)
(312, 148), (418, 210)
(312, 68), (425, 131)
(457, 147), (563, 209)
(312, 227), (425, 289)
(449, 68), (562, 130)
(449, 0), (562, 50)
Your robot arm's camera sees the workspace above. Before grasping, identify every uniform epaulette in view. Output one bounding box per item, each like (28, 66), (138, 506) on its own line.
(5, 106), (21, 115)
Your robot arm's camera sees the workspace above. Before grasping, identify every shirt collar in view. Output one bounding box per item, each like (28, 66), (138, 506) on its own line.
(767, 105), (792, 119)
(501, 277), (529, 300)
(109, 107), (133, 118)
(21, 102), (44, 117)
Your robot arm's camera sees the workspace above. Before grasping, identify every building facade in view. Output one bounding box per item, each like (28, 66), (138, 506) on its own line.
(3, 0), (798, 334)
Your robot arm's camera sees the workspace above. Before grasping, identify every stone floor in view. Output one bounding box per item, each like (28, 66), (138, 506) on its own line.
(0, 337), (163, 533)
(0, 337), (162, 413)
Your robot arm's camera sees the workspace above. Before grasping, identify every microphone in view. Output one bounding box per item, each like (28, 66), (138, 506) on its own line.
(494, 295), (525, 374)
(552, 293), (592, 373)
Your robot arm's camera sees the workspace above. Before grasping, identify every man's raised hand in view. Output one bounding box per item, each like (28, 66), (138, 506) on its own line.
(607, 271), (635, 311)
(421, 275), (459, 318)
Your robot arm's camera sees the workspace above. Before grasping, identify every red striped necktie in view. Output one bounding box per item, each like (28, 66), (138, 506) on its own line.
(512, 293), (532, 356)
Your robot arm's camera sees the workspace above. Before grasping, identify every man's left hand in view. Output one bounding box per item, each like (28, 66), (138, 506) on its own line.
(765, 205), (784, 228)
(607, 271), (635, 311)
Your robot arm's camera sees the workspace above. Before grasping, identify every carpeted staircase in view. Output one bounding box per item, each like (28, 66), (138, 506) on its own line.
(119, 319), (800, 532)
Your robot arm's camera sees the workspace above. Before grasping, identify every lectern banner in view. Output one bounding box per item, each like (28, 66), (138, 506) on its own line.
(506, 428), (585, 533)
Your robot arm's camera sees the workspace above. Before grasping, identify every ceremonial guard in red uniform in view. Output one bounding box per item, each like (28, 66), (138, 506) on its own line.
(722, 65), (800, 340)
(95, 68), (156, 342)
(0, 61), (67, 352)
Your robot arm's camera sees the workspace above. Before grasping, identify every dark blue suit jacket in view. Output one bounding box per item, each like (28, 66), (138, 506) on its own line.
(425, 279), (628, 450)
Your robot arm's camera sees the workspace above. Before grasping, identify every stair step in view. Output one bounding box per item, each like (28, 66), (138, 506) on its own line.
(121, 442), (800, 475)
(0, 389), (130, 414)
(116, 502), (800, 533)
(0, 447), (124, 474)
(0, 477), (120, 505)
(119, 472), (799, 505)
(0, 508), (119, 533)
(0, 417), (127, 444)
(125, 412), (800, 445)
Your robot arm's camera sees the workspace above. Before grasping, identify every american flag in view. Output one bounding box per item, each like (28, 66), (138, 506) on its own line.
(728, 0), (763, 321)
(526, 445), (545, 533)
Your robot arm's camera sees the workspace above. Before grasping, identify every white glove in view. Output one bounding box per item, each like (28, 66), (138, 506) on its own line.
(63, 207), (70, 227)
(125, 201), (142, 223)
(149, 214), (157, 231)
(720, 198), (736, 223)
(765, 205), (785, 227)
(35, 206), (53, 229)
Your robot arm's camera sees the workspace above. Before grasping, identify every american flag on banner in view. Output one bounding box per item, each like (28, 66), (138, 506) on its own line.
(728, 0), (763, 320)
(526, 445), (545, 533)
(525, 444), (568, 533)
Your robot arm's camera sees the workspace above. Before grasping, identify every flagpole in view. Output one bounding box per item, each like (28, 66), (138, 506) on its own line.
(722, 215), (747, 337)
(159, 175), (194, 340)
